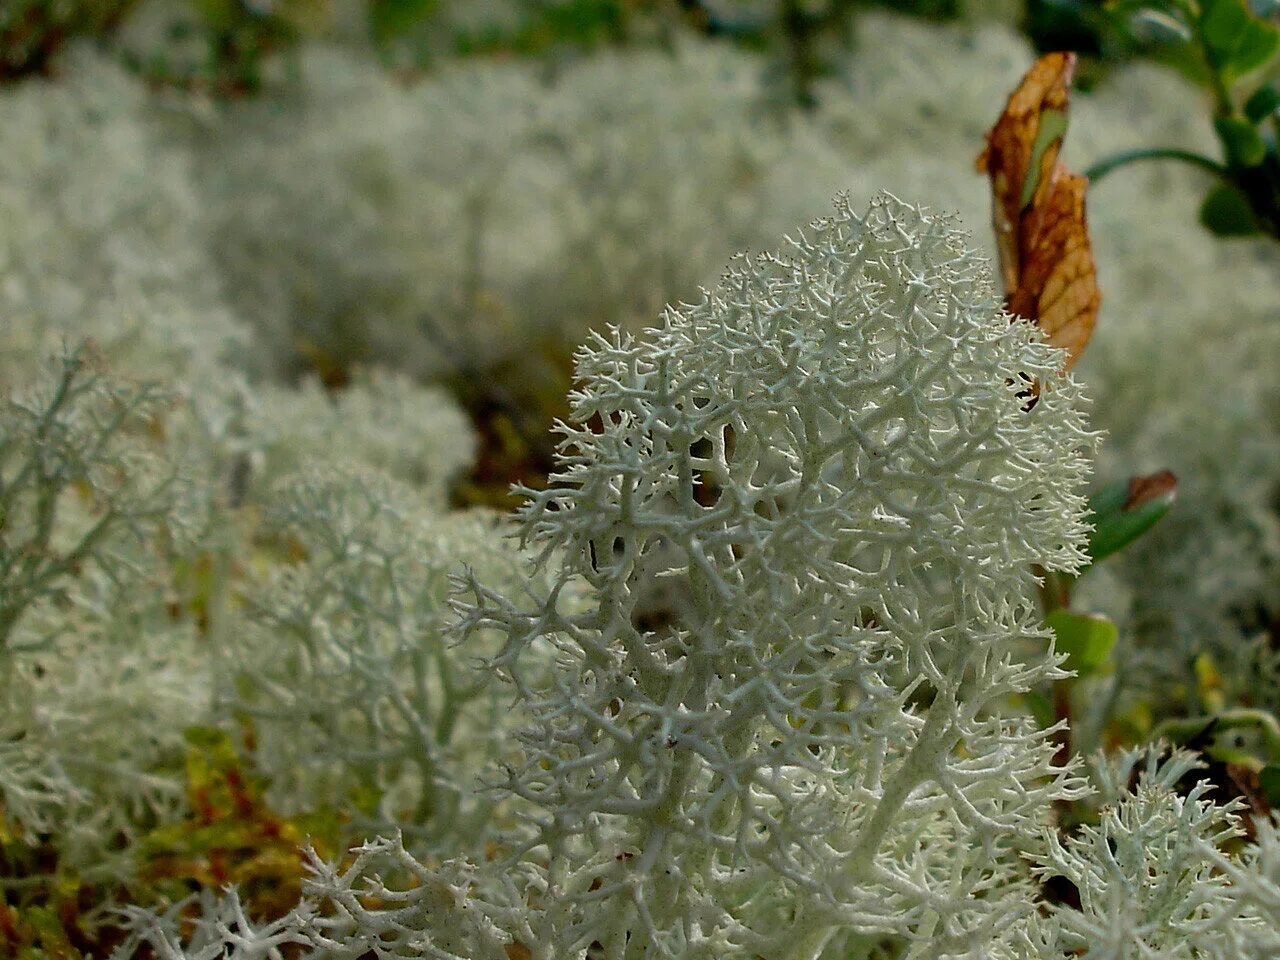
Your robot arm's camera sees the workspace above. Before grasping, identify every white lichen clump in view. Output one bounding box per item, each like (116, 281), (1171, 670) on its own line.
(240, 193), (1092, 960)
(0, 347), (517, 889)
(1029, 749), (1263, 957)
(0, 350), (199, 877)
(243, 370), (477, 506)
(229, 465), (545, 854)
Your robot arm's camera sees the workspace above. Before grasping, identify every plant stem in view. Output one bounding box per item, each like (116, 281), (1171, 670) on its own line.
(1084, 147), (1228, 184)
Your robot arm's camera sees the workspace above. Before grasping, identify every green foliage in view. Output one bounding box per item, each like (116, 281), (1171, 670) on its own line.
(1200, 178), (1261, 232)
(1215, 112), (1268, 166)
(1244, 81), (1280, 120)
(1084, 472), (1177, 567)
(1199, 0), (1279, 84)
(1033, 472), (1175, 761)
(1098, 0), (1280, 239)
(1047, 609), (1118, 676)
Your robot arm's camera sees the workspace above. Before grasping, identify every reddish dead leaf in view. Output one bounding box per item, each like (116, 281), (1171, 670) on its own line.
(977, 52), (1101, 370)
(1123, 469), (1178, 511)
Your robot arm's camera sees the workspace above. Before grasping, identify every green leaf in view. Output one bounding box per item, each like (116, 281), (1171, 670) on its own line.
(369, 0), (438, 45)
(1046, 609), (1118, 676)
(1086, 471), (1177, 566)
(1215, 114), (1268, 166)
(1245, 83), (1280, 122)
(1200, 180), (1261, 234)
(1205, 743), (1264, 768)
(1261, 762), (1280, 805)
(1021, 108), (1069, 209)
(1200, 0), (1280, 86)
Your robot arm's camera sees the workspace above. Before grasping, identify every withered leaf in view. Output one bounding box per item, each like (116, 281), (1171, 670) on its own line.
(1123, 469), (1178, 511)
(977, 52), (1101, 370)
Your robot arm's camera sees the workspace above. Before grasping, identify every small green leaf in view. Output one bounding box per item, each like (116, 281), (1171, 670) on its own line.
(1020, 108), (1069, 209)
(1046, 609), (1118, 676)
(1205, 743), (1264, 768)
(1244, 83), (1280, 122)
(1261, 762), (1280, 805)
(1086, 471), (1177, 566)
(1200, 181), (1261, 234)
(1200, 0), (1280, 86)
(1215, 114), (1268, 166)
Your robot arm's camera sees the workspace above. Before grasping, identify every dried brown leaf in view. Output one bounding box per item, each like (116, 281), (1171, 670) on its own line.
(978, 52), (1100, 370)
